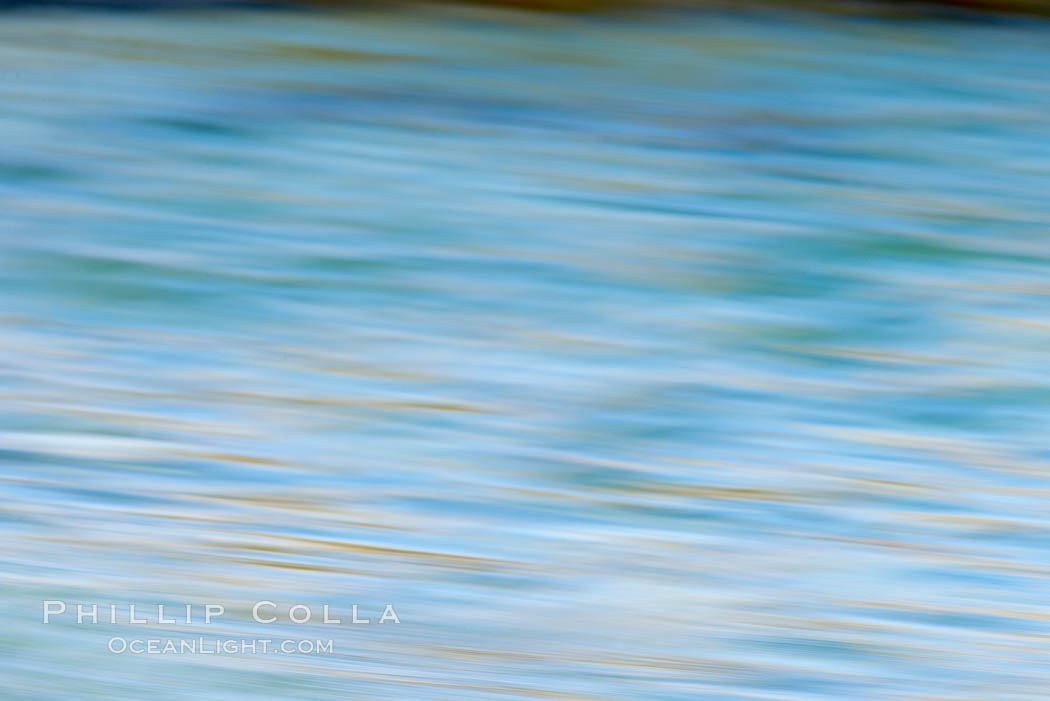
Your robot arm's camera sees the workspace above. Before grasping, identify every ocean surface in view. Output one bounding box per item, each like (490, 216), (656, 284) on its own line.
(2, 5), (1050, 699)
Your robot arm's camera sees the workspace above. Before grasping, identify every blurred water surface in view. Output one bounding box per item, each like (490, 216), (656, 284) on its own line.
(3, 5), (1050, 699)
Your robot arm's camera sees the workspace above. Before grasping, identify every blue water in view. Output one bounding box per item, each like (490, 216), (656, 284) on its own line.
(3, 5), (1050, 699)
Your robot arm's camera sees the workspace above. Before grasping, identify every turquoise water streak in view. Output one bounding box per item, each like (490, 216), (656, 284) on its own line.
(2, 5), (1050, 699)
